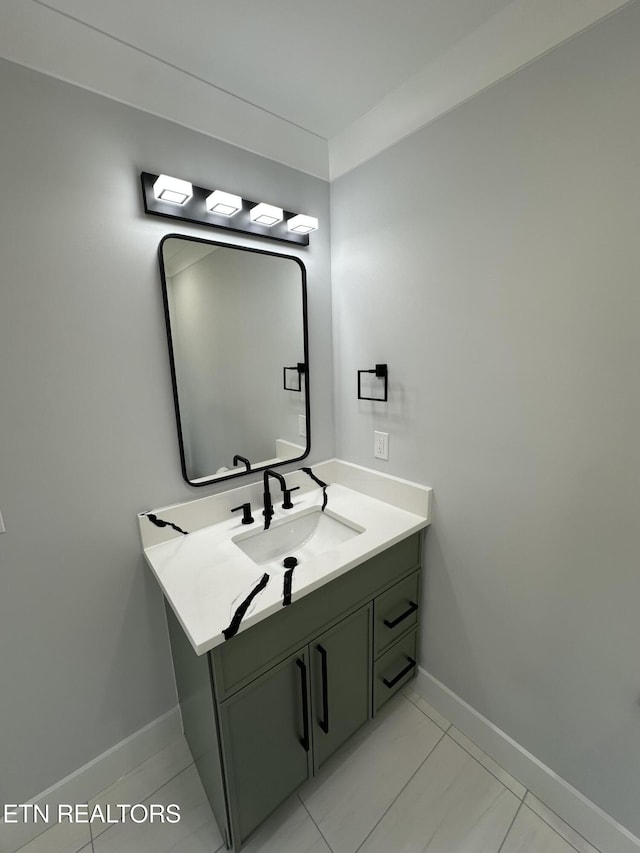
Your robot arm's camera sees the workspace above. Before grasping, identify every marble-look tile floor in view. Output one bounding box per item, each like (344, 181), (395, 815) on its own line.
(13, 689), (601, 853)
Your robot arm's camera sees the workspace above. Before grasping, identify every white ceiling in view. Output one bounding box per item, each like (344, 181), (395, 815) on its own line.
(0, 0), (634, 179)
(29, 0), (516, 139)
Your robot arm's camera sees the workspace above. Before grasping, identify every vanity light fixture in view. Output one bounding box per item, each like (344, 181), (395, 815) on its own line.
(153, 174), (193, 205)
(287, 214), (318, 234)
(249, 203), (283, 227)
(205, 190), (242, 217)
(141, 172), (316, 245)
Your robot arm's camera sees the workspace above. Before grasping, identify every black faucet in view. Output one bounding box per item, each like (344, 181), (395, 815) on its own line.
(233, 454), (251, 472)
(262, 469), (299, 529)
(263, 470), (284, 530)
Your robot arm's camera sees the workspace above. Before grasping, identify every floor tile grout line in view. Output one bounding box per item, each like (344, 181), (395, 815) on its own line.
(91, 757), (195, 809)
(78, 718), (596, 853)
(88, 759), (196, 840)
(87, 799), (95, 846)
(12, 819), (60, 852)
(352, 728), (448, 853)
(23, 803), (94, 853)
(521, 800), (603, 853)
(86, 797), (95, 853)
(297, 793), (335, 853)
(445, 731), (526, 801)
(402, 690), (528, 800)
(402, 690), (452, 733)
(140, 758), (195, 805)
(13, 813), (93, 853)
(496, 799), (524, 853)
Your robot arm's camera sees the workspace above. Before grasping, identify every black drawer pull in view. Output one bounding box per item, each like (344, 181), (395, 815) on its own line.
(296, 658), (310, 752)
(384, 600), (418, 629)
(383, 656), (416, 689)
(317, 644), (329, 734)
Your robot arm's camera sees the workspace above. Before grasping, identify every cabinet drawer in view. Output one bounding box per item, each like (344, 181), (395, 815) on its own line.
(374, 571), (420, 658)
(212, 534), (420, 699)
(373, 630), (417, 713)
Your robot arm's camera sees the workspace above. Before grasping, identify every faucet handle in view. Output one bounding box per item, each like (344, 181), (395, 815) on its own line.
(282, 487), (300, 510)
(231, 503), (254, 525)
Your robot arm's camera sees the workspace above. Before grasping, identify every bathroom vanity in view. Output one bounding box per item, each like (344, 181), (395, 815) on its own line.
(138, 460), (431, 850)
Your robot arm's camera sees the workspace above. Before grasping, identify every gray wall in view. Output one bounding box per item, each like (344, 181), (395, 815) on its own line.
(0, 58), (333, 805)
(331, 2), (640, 837)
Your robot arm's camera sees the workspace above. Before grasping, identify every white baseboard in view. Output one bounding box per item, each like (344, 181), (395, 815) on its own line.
(414, 667), (640, 853)
(5, 676), (639, 853)
(0, 705), (182, 853)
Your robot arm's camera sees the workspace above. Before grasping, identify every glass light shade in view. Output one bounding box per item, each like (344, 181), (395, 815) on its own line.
(153, 175), (193, 205)
(249, 202), (283, 227)
(287, 214), (318, 234)
(206, 190), (242, 217)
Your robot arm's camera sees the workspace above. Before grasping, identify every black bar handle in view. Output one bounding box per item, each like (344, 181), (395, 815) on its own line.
(383, 656), (416, 689)
(383, 600), (418, 629)
(317, 644), (329, 734)
(296, 658), (310, 752)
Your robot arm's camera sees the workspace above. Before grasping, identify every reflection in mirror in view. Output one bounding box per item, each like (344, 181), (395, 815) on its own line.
(159, 235), (310, 485)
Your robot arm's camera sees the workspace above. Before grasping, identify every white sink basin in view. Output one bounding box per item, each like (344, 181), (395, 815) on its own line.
(232, 507), (363, 570)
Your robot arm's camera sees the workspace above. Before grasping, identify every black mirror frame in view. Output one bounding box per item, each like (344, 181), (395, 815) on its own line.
(158, 233), (311, 486)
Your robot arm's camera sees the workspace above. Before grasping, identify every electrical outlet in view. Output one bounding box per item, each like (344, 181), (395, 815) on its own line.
(298, 414), (307, 437)
(374, 431), (389, 460)
(0, 510), (5, 534)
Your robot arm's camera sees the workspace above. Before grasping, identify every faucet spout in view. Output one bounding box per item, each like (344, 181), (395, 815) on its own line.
(262, 469), (288, 530)
(233, 454), (251, 472)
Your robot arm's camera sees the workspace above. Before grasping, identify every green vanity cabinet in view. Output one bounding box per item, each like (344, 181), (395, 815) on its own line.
(166, 532), (422, 850)
(220, 604), (372, 847)
(218, 648), (313, 846)
(309, 604), (371, 772)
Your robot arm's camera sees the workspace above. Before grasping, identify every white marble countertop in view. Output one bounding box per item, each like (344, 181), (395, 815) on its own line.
(139, 460), (432, 655)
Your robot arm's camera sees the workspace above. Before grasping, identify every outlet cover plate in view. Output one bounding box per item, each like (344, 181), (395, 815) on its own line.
(374, 431), (389, 460)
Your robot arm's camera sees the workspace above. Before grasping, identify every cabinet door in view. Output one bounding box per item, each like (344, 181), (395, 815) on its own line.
(311, 604), (372, 772)
(220, 648), (312, 848)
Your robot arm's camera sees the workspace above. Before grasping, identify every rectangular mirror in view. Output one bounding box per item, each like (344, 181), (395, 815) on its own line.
(159, 234), (310, 485)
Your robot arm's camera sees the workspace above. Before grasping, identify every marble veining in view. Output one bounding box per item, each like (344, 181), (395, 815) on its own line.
(139, 461), (431, 654)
